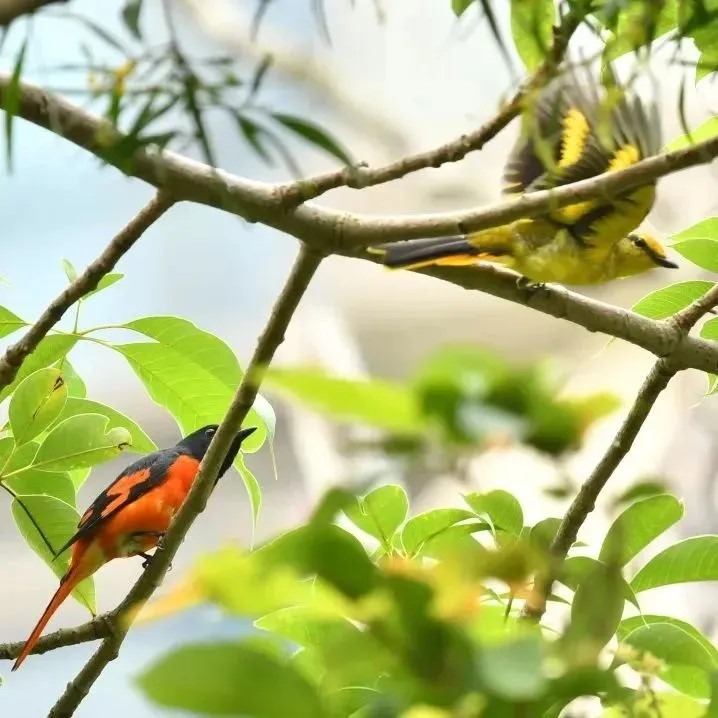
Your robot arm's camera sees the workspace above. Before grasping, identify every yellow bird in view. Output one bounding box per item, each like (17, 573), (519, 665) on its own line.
(371, 69), (678, 285)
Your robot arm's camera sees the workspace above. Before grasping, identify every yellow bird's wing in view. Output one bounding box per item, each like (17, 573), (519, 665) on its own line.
(502, 65), (661, 248)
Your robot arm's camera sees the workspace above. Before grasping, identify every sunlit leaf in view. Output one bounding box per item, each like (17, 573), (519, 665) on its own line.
(401, 508), (476, 556)
(599, 494), (683, 566)
(26, 413), (131, 473)
(666, 117), (718, 151)
(632, 281), (714, 319)
(621, 621), (717, 698)
(52, 396), (156, 454)
(0, 335), (77, 404)
(344, 484), (409, 548)
(0, 305), (26, 339)
(619, 614), (718, 698)
(631, 536), (718, 592)
(12, 494), (95, 612)
(510, 0), (555, 71)
(6, 468), (76, 506)
(119, 315), (273, 450)
(9, 368), (68, 445)
(464, 490), (523, 536)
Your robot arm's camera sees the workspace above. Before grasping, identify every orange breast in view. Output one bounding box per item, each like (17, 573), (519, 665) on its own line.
(96, 454), (201, 559)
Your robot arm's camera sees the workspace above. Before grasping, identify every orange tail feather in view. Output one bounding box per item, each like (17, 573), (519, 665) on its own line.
(12, 564), (85, 671)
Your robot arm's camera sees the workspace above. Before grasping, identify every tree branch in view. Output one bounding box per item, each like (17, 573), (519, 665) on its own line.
(0, 0), (64, 26)
(0, 192), (174, 395)
(0, 615), (112, 660)
(522, 282), (718, 621)
(3, 73), (718, 253)
(276, 4), (583, 204)
(46, 245), (324, 718)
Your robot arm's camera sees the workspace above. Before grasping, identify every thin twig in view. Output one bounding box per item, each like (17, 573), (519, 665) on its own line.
(46, 245), (324, 718)
(0, 615), (112, 660)
(0, 192), (174, 395)
(277, 8), (583, 204)
(522, 283), (718, 621)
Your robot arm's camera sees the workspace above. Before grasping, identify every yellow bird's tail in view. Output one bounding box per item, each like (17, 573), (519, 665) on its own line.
(371, 228), (514, 271)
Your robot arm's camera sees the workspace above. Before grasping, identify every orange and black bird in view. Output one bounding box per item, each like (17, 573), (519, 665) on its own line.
(371, 67), (677, 285)
(11, 424), (256, 671)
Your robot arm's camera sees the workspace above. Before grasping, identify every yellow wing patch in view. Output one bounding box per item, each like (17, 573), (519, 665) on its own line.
(608, 144), (640, 172)
(559, 108), (590, 168)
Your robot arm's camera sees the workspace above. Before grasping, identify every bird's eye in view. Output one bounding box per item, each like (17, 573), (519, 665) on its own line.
(205, 427), (216, 437)
(630, 235), (647, 249)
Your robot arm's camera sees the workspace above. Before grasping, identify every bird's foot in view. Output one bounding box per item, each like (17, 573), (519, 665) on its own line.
(516, 275), (546, 294)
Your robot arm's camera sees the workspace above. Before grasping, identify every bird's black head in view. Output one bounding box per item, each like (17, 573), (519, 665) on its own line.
(177, 424), (257, 479)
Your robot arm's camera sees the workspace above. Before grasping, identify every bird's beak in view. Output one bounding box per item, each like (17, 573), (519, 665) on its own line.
(237, 426), (258, 443)
(656, 256), (679, 269)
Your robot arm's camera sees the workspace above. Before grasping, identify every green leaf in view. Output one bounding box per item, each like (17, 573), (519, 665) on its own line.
(510, 0), (555, 71)
(26, 413), (132, 474)
(669, 218), (718, 271)
(477, 634), (546, 700)
(705, 317), (718, 342)
(602, 693), (707, 717)
(559, 556), (639, 610)
(6, 468), (76, 506)
(0, 335), (78, 404)
(632, 280), (714, 319)
(565, 560), (626, 655)
(527, 517), (562, 553)
(0, 305), (26, 339)
(344, 484), (409, 548)
(121, 0), (144, 40)
(264, 367), (423, 434)
(9, 368), (68, 445)
(672, 239), (718, 272)
(62, 361), (86, 398)
(255, 606), (391, 691)
(137, 642), (327, 718)
(1, 437), (38, 476)
(235, 452), (262, 534)
(61, 258), (78, 283)
(11, 495), (95, 612)
(119, 316), (273, 450)
(618, 614), (718, 698)
(464, 490), (524, 536)
(84, 273), (124, 299)
(599, 494), (683, 566)
(670, 217), (718, 243)
(4, 39), (27, 172)
(53, 396), (156, 454)
(620, 621), (717, 698)
(666, 117), (718, 152)
(401, 508), (476, 555)
(271, 113), (352, 166)
(452, 0), (474, 15)
(631, 536), (718, 592)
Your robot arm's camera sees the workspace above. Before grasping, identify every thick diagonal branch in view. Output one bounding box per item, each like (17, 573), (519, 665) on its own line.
(522, 283), (718, 621)
(47, 245), (324, 718)
(0, 192), (174, 395)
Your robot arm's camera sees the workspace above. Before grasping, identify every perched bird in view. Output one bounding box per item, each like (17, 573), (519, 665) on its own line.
(10, 423), (256, 671)
(371, 68), (678, 285)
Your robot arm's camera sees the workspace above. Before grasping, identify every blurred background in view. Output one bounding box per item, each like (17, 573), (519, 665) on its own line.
(1, 0), (718, 714)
